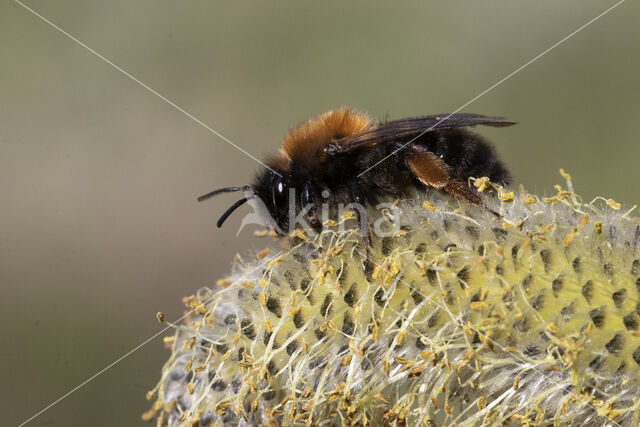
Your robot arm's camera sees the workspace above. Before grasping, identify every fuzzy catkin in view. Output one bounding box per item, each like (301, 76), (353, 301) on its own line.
(146, 175), (640, 426)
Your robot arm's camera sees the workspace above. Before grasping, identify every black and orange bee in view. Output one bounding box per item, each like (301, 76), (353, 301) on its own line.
(199, 107), (513, 249)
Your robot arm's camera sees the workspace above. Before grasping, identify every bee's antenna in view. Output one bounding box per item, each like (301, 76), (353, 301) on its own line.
(217, 195), (256, 228)
(197, 186), (252, 202)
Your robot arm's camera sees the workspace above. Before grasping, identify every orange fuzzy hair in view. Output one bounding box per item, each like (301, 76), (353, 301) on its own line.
(269, 108), (372, 172)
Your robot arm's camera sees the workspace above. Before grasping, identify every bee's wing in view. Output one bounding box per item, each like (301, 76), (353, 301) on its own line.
(326, 113), (514, 154)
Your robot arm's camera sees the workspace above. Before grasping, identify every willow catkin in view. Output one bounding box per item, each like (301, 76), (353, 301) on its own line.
(145, 173), (640, 426)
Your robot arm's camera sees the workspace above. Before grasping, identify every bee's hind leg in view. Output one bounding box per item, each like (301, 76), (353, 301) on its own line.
(443, 180), (501, 217)
(405, 148), (499, 216)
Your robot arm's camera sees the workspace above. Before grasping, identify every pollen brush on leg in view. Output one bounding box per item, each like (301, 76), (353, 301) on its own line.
(149, 172), (640, 426)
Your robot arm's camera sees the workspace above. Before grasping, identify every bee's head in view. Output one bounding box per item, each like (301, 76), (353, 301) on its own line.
(250, 168), (297, 234)
(251, 165), (322, 233)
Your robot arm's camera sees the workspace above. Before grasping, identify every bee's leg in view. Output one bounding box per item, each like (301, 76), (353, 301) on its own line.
(442, 180), (482, 207)
(406, 148), (498, 215)
(443, 180), (502, 217)
(406, 148), (451, 191)
(350, 179), (373, 275)
(306, 204), (323, 231)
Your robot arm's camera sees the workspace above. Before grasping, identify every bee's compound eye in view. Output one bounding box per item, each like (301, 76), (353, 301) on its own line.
(272, 175), (287, 207)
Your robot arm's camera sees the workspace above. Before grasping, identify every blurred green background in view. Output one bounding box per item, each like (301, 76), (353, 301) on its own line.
(1, 0), (639, 425)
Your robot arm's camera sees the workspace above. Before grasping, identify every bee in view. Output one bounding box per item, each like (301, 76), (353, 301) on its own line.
(199, 107), (513, 253)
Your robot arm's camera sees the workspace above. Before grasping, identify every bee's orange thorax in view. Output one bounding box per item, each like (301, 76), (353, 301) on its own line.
(271, 107), (371, 171)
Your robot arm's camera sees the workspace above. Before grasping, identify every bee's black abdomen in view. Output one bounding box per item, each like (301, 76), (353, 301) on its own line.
(487, 161), (511, 186)
(419, 128), (511, 185)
